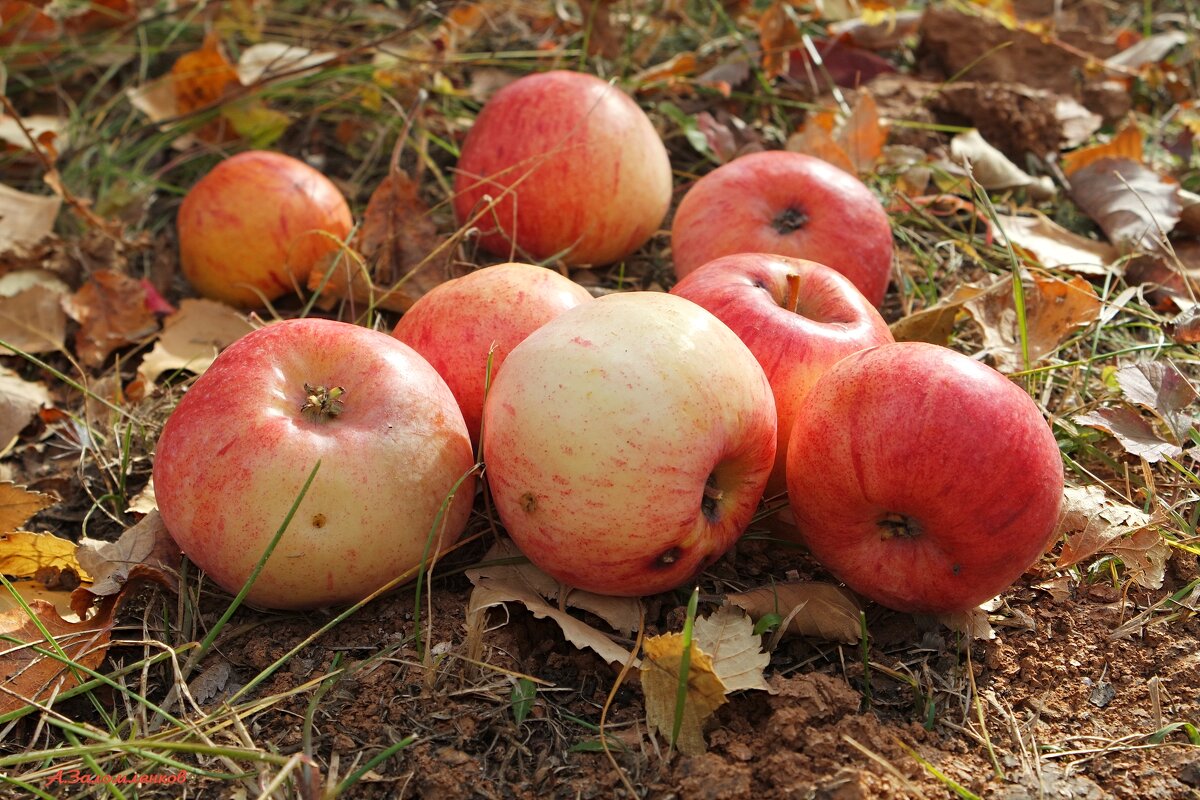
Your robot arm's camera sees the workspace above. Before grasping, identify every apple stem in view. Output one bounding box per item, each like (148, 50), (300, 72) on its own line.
(784, 273), (801, 314)
(301, 383), (346, 419)
(703, 483), (724, 501)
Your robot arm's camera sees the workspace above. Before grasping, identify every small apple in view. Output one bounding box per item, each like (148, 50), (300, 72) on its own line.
(392, 262), (593, 446)
(453, 70), (672, 267)
(671, 253), (894, 495)
(153, 318), (476, 610)
(671, 151), (894, 306)
(482, 291), (777, 596)
(177, 151), (353, 307)
(785, 342), (1064, 614)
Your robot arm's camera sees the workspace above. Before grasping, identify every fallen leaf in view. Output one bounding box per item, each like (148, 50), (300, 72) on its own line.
(465, 541), (638, 667)
(1074, 406), (1182, 463)
(991, 212), (1118, 276)
(0, 579), (78, 619)
(236, 42), (338, 86)
(727, 582), (861, 643)
(948, 129), (1056, 200)
(935, 604), (997, 640)
(0, 269), (70, 357)
(827, 10), (923, 50)
(1105, 30), (1189, 71)
(1055, 96), (1103, 150)
(641, 606), (770, 755)
(1164, 308), (1200, 344)
(0, 367), (50, 454)
(1070, 158), (1180, 253)
(188, 660), (233, 705)
(0, 596), (117, 714)
(1114, 361), (1197, 443)
(963, 273), (1101, 372)
(1055, 485), (1168, 589)
(73, 510), (180, 601)
(0, 483), (56, 533)
(171, 31), (239, 116)
(0, 531), (86, 581)
(138, 299), (254, 384)
(0, 183), (61, 251)
(787, 37), (896, 89)
(62, 269), (159, 367)
(838, 90), (886, 174)
(786, 118), (856, 174)
(759, 0), (801, 80)
(310, 171), (451, 313)
(889, 283), (994, 345)
(0, 114), (69, 156)
(1061, 119), (1143, 177)
(126, 481), (156, 515)
(631, 52), (698, 89)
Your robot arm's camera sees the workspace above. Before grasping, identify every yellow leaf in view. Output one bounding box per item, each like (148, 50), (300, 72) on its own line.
(0, 483), (56, 534)
(641, 633), (727, 756)
(0, 531), (88, 582)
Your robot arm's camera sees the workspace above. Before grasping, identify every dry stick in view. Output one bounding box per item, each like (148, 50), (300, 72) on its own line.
(600, 603), (645, 799)
(965, 645), (1005, 780)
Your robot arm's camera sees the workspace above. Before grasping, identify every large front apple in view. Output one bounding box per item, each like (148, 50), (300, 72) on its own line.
(392, 262), (593, 447)
(177, 150), (353, 308)
(785, 342), (1064, 614)
(671, 151), (894, 306)
(671, 253), (894, 495)
(154, 318), (476, 610)
(453, 70), (672, 266)
(482, 292), (777, 596)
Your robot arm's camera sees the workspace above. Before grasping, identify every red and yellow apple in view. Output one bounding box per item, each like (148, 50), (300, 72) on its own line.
(785, 342), (1064, 614)
(482, 292), (777, 596)
(671, 151), (894, 306)
(153, 318), (476, 610)
(453, 70), (672, 266)
(392, 262), (593, 446)
(671, 253), (894, 495)
(177, 151), (353, 307)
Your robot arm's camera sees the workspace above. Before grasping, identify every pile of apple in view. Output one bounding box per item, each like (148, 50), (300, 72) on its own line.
(156, 71), (1063, 616)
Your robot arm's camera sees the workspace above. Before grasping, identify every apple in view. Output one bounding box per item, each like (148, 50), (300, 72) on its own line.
(453, 70), (672, 267)
(177, 151), (353, 308)
(482, 291), (777, 596)
(153, 318), (476, 610)
(785, 341), (1064, 614)
(670, 253), (894, 495)
(392, 262), (593, 447)
(670, 151), (894, 306)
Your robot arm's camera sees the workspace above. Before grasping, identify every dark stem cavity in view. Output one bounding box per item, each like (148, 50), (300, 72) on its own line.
(877, 512), (922, 541)
(701, 473), (724, 523)
(771, 205), (809, 235)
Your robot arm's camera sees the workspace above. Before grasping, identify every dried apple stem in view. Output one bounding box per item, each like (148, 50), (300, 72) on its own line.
(784, 272), (801, 314)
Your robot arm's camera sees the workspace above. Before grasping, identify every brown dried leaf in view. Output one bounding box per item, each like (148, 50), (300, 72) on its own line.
(889, 283), (994, 345)
(74, 511), (180, 600)
(948, 129), (1056, 199)
(1061, 121), (1143, 178)
(1074, 406), (1182, 463)
(727, 582), (861, 643)
(935, 605), (996, 640)
(1105, 31), (1189, 71)
(1055, 97), (1103, 150)
(577, 0), (623, 60)
(991, 213), (1118, 276)
(963, 273), (1101, 372)
(838, 90), (887, 174)
(631, 52), (698, 88)
(235, 42), (337, 86)
(171, 32), (239, 116)
(62, 269), (159, 367)
(138, 299), (254, 383)
(0, 596), (116, 714)
(311, 171), (450, 313)
(1056, 485), (1168, 589)
(786, 118), (856, 175)
(1115, 361), (1197, 443)
(0, 367), (50, 453)
(0, 483), (56, 534)
(0, 183), (61, 251)
(1164, 308), (1200, 345)
(759, 0), (800, 80)
(1070, 158), (1180, 253)
(465, 541), (638, 667)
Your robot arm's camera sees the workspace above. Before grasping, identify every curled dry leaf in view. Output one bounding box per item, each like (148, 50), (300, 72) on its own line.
(641, 605), (770, 755)
(1060, 122), (1142, 178)
(1074, 405), (1182, 463)
(727, 582), (861, 643)
(1105, 31), (1189, 71)
(991, 212), (1117, 276)
(236, 42), (337, 86)
(1055, 97), (1103, 150)
(0, 183), (61, 252)
(73, 510), (181, 604)
(138, 299), (254, 384)
(948, 129), (1056, 200)
(465, 540), (639, 667)
(0, 482), (56, 533)
(963, 272), (1101, 373)
(1114, 361), (1198, 446)
(0, 367), (50, 454)
(1164, 307), (1200, 345)
(1056, 485), (1169, 589)
(0, 596), (118, 715)
(62, 269), (159, 367)
(889, 283), (993, 345)
(310, 171), (452, 313)
(787, 92), (885, 176)
(1069, 158), (1181, 253)
(933, 604), (997, 640)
